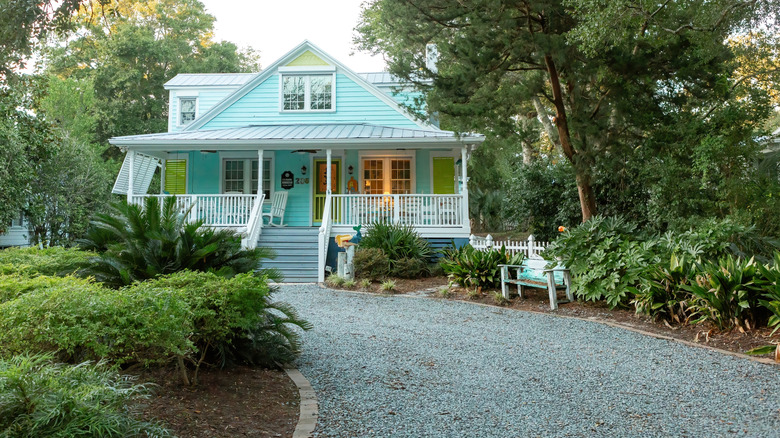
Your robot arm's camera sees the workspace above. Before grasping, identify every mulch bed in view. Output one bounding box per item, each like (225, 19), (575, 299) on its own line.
(134, 365), (299, 437)
(336, 276), (779, 362)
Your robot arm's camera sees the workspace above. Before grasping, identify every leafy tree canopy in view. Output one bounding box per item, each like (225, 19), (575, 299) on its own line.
(356, 0), (779, 223)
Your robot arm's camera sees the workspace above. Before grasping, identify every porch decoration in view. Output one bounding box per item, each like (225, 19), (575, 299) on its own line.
(281, 171), (294, 189)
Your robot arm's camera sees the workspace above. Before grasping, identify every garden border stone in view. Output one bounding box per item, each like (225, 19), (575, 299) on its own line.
(285, 368), (318, 438)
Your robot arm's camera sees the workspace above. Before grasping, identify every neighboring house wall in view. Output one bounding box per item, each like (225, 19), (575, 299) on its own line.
(201, 74), (422, 130)
(0, 216), (31, 248)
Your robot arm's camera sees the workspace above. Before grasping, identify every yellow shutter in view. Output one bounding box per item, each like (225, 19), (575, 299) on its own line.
(432, 157), (455, 194)
(164, 160), (187, 195)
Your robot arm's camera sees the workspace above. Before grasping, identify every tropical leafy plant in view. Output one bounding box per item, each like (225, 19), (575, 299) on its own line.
(0, 354), (171, 437)
(633, 254), (696, 324)
(440, 244), (523, 289)
(380, 280), (396, 292)
(545, 216), (658, 308)
(757, 252), (780, 335)
(79, 196), (277, 287)
(360, 221), (432, 272)
(685, 255), (764, 331)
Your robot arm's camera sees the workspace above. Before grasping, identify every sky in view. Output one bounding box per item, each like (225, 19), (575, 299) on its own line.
(198, 0), (387, 72)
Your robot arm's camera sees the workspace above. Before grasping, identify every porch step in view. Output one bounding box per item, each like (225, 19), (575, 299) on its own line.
(257, 227), (320, 283)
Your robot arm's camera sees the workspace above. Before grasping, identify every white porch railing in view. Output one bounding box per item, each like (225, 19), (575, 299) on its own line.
(318, 193), (334, 283)
(242, 194), (266, 249)
(469, 234), (549, 258)
(329, 194), (465, 227)
(129, 194), (259, 228)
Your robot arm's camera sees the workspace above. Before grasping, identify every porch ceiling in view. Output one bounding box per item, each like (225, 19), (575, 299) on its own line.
(109, 123), (484, 150)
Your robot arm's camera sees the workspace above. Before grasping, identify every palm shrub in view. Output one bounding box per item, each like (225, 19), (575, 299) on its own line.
(632, 254), (696, 324)
(440, 244), (523, 289)
(359, 221), (432, 275)
(0, 354), (170, 437)
(79, 196), (278, 287)
(685, 255), (765, 331)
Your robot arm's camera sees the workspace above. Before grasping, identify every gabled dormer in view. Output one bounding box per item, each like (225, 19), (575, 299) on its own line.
(166, 41), (433, 132)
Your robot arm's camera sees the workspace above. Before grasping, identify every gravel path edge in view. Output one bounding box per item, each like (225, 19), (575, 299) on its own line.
(315, 284), (779, 367)
(284, 368), (318, 438)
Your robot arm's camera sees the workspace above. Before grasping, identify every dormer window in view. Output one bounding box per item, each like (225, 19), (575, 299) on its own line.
(282, 74), (333, 111)
(179, 97), (197, 125)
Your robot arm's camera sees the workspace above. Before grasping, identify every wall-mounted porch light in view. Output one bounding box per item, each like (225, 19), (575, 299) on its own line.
(301, 165), (307, 175)
(348, 165), (354, 175)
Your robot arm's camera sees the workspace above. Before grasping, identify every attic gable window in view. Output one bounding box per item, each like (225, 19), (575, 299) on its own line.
(282, 74), (333, 111)
(179, 97), (197, 125)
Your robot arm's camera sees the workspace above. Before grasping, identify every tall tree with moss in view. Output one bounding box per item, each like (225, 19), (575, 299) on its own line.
(356, 0), (778, 223)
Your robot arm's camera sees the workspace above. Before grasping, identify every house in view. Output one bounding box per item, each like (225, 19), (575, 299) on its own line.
(109, 41), (484, 282)
(0, 214), (31, 248)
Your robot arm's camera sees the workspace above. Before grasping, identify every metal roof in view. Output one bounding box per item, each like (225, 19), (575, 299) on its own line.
(164, 73), (258, 88)
(110, 123), (484, 147)
(165, 72), (413, 88)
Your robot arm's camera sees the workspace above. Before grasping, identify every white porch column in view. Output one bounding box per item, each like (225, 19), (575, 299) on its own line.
(461, 146), (469, 228)
(326, 148), (332, 194)
(127, 149), (136, 203)
(160, 158), (166, 194)
(257, 149), (264, 197)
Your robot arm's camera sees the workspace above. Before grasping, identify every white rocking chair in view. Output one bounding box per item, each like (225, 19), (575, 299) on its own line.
(262, 192), (288, 227)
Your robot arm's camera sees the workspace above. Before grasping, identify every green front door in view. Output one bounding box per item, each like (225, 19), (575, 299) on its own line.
(313, 159), (341, 223)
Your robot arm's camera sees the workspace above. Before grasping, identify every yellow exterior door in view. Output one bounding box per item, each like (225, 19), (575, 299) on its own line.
(312, 159), (340, 222)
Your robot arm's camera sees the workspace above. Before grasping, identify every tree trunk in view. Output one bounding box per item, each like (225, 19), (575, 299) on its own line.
(544, 54), (597, 222)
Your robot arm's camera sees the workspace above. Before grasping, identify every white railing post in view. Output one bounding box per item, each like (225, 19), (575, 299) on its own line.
(461, 146), (469, 231)
(326, 148), (332, 194)
(126, 150), (135, 203)
(393, 194), (400, 224)
(469, 234), (475, 247)
(189, 195), (198, 223)
(486, 234), (493, 249)
(527, 234), (535, 257)
(318, 194), (333, 283)
(159, 158), (166, 194)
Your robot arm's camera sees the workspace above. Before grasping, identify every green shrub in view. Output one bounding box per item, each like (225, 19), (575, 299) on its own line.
(135, 271), (312, 373)
(380, 280), (396, 291)
(633, 254), (696, 324)
(686, 255), (765, 331)
(0, 247), (95, 277)
(757, 252), (780, 334)
(0, 275), (193, 365)
(0, 274), (98, 304)
(545, 216), (659, 308)
(325, 274), (345, 287)
(78, 197), (278, 287)
(353, 247), (390, 280)
(0, 354), (170, 437)
(360, 222), (432, 265)
(359, 278), (372, 289)
(391, 257), (428, 279)
(440, 244), (523, 289)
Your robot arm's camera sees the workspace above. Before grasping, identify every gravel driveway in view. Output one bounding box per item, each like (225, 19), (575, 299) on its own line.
(276, 285), (780, 437)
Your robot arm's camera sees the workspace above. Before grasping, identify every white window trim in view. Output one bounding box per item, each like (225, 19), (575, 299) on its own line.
(219, 157), (274, 202)
(357, 151), (416, 195)
(178, 95), (199, 127)
(278, 72), (337, 113)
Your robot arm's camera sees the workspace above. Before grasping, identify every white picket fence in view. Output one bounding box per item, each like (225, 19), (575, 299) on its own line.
(469, 234), (549, 258)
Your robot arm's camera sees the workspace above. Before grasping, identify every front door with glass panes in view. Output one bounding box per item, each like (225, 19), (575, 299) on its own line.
(361, 157), (412, 194)
(312, 159), (341, 223)
(222, 159), (271, 199)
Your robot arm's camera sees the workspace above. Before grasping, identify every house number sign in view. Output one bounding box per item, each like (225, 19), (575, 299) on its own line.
(281, 171), (294, 190)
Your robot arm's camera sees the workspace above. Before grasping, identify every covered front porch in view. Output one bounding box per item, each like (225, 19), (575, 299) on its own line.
(110, 123), (483, 281)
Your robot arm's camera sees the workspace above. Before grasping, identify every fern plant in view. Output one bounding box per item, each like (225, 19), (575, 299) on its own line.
(79, 196), (278, 287)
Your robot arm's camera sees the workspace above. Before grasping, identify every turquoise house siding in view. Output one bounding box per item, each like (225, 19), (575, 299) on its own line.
(169, 89), (240, 132)
(272, 151), (312, 227)
(187, 151), (220, 194)
(202, 74), (423, 130)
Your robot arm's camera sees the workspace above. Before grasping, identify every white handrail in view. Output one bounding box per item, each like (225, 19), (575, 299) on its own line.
(129, 194), (257, 228)
(318, 193), (333, 283)
(242, 193), (266, 249)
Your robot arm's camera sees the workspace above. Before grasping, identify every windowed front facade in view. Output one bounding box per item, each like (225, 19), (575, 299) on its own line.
(361, 157), (413, 194)
(282, 75), (333, 111)
(222, 159), (272, 199)
(179, 97), (197, 125)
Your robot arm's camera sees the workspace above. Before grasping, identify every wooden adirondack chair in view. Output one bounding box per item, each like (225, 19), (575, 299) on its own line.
(262, 192), (288, 226)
